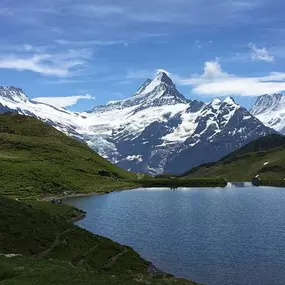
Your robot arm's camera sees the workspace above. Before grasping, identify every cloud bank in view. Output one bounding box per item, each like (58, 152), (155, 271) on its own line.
(33, 94), (95, 108)
(249, 43), (274, 63)
(0, 47), (92, 77)
(176, 60), (285, 96)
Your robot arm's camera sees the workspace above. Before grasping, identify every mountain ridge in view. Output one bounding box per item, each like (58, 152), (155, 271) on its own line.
(183, 133), (285, 183)
(0, 73), (278, 175)
(92, 71), (190, 114)
(250, 93), (285, 134)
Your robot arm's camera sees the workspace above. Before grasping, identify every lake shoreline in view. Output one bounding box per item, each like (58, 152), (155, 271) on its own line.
(41, 178), (230, 202)
(64, 194), (194, 284)
(42, 180), (231, 202)
(42, 185), (138, 201)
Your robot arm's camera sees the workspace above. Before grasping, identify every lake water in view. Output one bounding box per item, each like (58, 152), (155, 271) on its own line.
(65, 186), (285, 285)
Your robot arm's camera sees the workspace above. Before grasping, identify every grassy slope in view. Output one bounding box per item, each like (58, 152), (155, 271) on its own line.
(184, 134), (285, 183)
(0, 196), (198, 285)
(0, 114), (205, 284)
(0, 114), (136, 198)
(26, 200), (87, 221)
(0, 255), (196, 285)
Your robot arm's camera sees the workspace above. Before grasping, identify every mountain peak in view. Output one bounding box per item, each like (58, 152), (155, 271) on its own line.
(154, 70), (174, 87)
(133, 70), (178, 99)
(223, 96), (236, 105)
(0, 86), (28, 103)
(250, 93), (285, 116)
(211, 98), (222, 105)
(130, 70), (188, 106)
(250, 93), (285, 134)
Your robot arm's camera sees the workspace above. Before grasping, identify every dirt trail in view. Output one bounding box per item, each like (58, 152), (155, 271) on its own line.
(36, 230), (126, 272)
(37, 229), (72, 259)
(77, 242), (101, 267)
(102, 247), (128, 270)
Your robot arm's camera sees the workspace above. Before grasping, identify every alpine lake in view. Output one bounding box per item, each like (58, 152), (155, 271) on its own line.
(65, 184), (285, 285)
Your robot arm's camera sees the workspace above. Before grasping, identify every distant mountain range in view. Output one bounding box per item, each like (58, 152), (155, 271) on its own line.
(0, 72), (283, 175)
(250, 93), (285, 134)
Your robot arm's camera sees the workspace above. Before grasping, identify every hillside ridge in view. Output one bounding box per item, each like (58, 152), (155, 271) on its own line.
(184, 134), (285, 184)
(0, 113), (136, 198)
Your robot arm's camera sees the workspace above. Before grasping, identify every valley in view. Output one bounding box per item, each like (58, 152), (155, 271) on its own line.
(1, 98), (285, 285)
(0, 71), (280, 175)
(1, 1), (285, 285)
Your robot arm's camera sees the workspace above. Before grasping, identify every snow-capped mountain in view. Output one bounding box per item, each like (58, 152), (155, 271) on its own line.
(0, 73), (276, 175)
(250, 94), (285, 134)
(0, 86), (86, 139)
(165, 97), (276, 174)
(92, 71), (189, 113)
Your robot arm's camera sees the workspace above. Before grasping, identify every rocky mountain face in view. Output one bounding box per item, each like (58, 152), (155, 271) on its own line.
(165, 99), (276, 174)
(0, 73), (276, 175)
(250, 94), (285, 134)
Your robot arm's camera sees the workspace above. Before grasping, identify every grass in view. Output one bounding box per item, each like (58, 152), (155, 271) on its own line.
(0, 114), (227, 199)
(0, 197), (68, 256)
(0, 255), (199, 285)
(184, 134), (285, 185)
(0, 114), (136, 199)
(26, 201), (86, 221)
(0, 196), (199, 285)
(0, 114), (209, 284)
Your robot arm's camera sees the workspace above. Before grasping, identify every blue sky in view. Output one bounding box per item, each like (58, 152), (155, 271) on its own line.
(1, 0), (285, 111)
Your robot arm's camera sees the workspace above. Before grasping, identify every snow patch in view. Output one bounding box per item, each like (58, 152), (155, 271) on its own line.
(126, 155), (143, 162)
(0, 254), (22, 258)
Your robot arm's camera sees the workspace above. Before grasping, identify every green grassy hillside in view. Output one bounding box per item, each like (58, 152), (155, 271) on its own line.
(0, 255), (197, 285)
(0, 114), (136, 198)
(184, 134), (285, 184)
(0, 196), (198, 285)
(0, 114), (205, 284)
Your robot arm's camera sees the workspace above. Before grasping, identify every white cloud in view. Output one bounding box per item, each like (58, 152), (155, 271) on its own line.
(33, 94), (95, 108)
(195, 40), (202, 49)
(156, 69), (171, 76)
(63, 0), (261, 27)
(54, 33), (167, 47)
(192, 76), (285, 96)
(178, 59), (229, 85)
(41, 79), (84, 85)
(119, 69), (155, 81)
(0, 48), (91, 77)
(54, 39), (125, 46)
(202, 59), (227, 78)
(0, 0), (273, 49)
(0, 56), (70, 77)
(176, 60), (285, 96)
(249, 43), (275, 63)
(72, 4), (124, 18)
(23, 44), (33, 51)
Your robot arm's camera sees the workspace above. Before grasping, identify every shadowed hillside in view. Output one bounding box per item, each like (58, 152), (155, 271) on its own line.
(183, 134), (285, 184)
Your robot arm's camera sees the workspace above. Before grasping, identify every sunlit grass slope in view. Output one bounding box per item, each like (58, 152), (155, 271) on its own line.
(0, 113), (136, 198)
